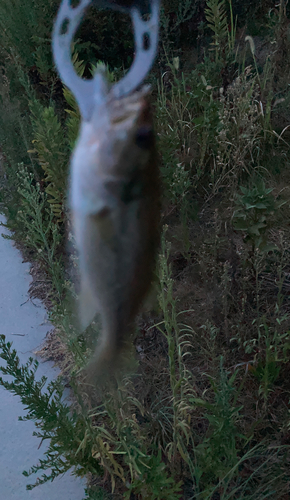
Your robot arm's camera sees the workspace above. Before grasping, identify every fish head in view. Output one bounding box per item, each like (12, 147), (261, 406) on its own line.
(90, 86), (156, 181)
(71, 86), (156, 216)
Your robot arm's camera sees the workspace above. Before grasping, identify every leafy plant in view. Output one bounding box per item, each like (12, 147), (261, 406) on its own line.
(0, 0), (58, 83)
(83, 486), (110, 500)
(192, 358), (246, 496)
(251, 354), (281, 403)
(0, 335), (103, 490)
(205, 0), (230, 62)
(16, 165), (64, 298)
(0, 333), (184, 498)
(232, 178), (285, 252)
(124, 450), (182, 500)
(28, 105), (69, 222)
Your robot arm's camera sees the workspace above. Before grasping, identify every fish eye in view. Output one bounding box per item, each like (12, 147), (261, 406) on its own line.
(135, 125), (154, 149)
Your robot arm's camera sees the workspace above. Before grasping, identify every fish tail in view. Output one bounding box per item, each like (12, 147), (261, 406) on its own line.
(84, 316), (134, 383)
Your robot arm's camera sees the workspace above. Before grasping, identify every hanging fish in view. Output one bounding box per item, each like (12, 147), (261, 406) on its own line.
(53, 0), (161, 380)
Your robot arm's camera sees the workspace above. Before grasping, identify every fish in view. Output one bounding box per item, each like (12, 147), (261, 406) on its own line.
(70, 83), (160, 381)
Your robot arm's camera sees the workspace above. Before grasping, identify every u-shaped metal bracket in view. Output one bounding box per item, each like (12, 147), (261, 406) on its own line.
(52, 0), (160, 121)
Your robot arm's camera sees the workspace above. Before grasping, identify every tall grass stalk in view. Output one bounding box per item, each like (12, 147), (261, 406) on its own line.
(157, 227), (194, 468)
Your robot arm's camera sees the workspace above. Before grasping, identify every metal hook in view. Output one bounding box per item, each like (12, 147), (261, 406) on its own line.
(52, 0), (160, 121)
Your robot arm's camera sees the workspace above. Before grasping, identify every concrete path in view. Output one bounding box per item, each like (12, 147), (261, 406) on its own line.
(0, 214), (86, 499)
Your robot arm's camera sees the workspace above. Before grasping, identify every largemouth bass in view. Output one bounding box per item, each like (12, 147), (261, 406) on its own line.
(70, 85), (160, 380)
(53, 0), (161, 381)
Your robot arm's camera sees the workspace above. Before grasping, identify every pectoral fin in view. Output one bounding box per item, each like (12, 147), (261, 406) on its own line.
(93, 208), (115, 246)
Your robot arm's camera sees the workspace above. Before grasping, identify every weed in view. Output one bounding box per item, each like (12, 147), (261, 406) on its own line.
(232, 177), (285, 253)
(192, 359), (244, 492)
(16, 165), (63, 298)
(83, 486), (110, 500)
(205, 0), (236, 63)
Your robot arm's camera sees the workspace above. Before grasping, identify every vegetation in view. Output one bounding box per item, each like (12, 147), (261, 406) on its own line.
(1, 0), (290, 498)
